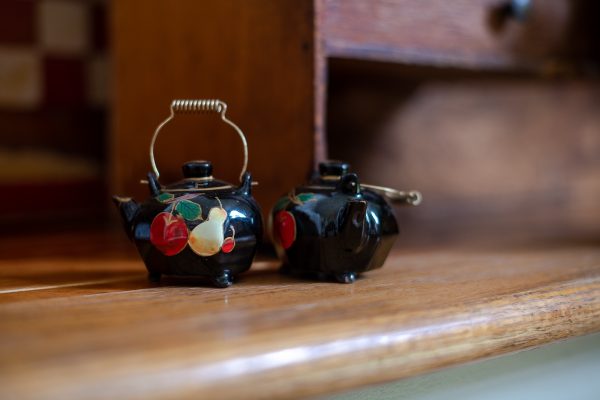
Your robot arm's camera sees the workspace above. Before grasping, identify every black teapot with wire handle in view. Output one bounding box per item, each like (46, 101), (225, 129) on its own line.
(113, 99), (262, 287)
(270, 161), (420, 283)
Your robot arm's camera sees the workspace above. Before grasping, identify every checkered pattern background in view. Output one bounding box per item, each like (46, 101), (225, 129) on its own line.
(0, 0), (107, 109)
(0, 0), (108, 224)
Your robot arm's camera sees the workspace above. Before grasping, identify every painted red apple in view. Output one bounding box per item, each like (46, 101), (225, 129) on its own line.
(274, 210), (296, 249)
(222, 237), (235, 253)
(150, 212), (189, 256)
(221, 225), (236, 254)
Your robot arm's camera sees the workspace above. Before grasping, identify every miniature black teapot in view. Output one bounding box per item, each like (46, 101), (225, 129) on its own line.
(113, 100), (262, 287)
(270, 161), (420, 283)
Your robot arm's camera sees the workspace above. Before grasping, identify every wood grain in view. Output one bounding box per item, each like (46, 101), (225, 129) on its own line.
(110, 0), (596, 223)
(111, 0), (317, 213)
(0, 230), (599, 399)
(327, 72), (600, 246)
(321, 0), (575, 69)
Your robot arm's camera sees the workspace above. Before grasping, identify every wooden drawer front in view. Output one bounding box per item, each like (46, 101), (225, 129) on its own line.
(320, 0), (571, 69)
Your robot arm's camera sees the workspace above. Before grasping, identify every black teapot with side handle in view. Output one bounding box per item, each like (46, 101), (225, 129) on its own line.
(270, 161), (421, 283)
(113, 100), (262, 287)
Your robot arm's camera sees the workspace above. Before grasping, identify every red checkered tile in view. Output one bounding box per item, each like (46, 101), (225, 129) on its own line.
(0, 0), (36, 45)
(43, 56), (86, 106)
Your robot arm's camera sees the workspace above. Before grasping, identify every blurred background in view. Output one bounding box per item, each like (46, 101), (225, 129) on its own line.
(0, 0), (107, 234)
(0, 0), (599, 248)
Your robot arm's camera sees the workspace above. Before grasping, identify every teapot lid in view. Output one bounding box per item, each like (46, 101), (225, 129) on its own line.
(182, 160), (213, 179)
(318, 160), (350, 179)
(160, 160), (236, 193)
(300, 161), (358, 193)
(304, 160), (422, 206)
(309, 161), (352, 187)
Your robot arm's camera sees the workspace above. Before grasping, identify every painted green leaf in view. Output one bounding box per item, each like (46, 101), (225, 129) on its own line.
(175, 200), (202, 220)
(297, 193), (315, 203)
(156, 193), (174, 203)
(273, 196), (290, 212)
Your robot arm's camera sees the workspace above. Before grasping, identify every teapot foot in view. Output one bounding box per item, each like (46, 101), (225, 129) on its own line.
(148, 272), (162, 283)
(335, 272), (357, 284)
(279, 264), (292, 275)
(213, 271), (233, 288)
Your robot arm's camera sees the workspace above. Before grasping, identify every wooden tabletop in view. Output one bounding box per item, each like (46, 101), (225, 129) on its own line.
(1, 230), (599, 400)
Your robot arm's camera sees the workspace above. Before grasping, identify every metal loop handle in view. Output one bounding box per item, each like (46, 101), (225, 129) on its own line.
(360, 183), (422, 206)
(149, 99), (248, 182)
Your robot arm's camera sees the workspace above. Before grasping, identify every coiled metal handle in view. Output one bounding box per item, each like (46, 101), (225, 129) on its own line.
(170, 99), (225, 113)
(149, 99), (248, 182)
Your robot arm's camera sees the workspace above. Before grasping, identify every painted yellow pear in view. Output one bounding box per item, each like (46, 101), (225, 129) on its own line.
(189, 207), (228, 256)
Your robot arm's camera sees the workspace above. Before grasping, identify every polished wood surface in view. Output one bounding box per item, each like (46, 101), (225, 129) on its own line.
(1, 230), (599, 399)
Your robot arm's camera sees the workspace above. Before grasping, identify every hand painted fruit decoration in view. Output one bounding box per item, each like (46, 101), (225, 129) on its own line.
(221, 230), (236, 253)
(113, 99), (262, 287)
(270, 161), (421, 283)
(150, 212), (188, 256)
(189, 206), (228, 256)
(273, 210), (296, 250)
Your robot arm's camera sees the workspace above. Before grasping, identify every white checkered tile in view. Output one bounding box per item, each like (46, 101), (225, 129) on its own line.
(87, 54), (108, 106)
(38, 0), (90, 55)
(0, 47), (41, 108)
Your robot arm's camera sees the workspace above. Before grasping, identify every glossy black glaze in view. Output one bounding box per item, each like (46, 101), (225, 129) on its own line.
(114, 161), (262, 287)
(271, 161), (399, 283)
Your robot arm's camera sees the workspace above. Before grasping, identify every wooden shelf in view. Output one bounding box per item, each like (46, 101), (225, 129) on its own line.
(1, 230), (599, 399)
(319, 0), (574, 70)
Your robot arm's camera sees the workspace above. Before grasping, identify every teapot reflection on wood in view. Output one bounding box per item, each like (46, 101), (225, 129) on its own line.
(270, 161), (421, 283)
(113, 100), (262, 287)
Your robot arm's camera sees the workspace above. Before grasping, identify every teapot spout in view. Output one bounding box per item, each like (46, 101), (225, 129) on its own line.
(112, 196), (140, 239)
(340, 199), (368, 252)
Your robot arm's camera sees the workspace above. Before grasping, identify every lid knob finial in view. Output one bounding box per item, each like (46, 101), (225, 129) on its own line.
(182, 161), (213, 178)
(319, 160), (350, 177)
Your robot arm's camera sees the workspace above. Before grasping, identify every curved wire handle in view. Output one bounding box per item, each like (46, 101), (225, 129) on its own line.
(360, 183), (422, 206)
(149, 99), (248, 182)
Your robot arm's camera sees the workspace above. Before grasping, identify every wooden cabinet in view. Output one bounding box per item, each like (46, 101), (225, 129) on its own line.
(111, 0), (599, 231)
(321, 0), (573, 68)
(111, 1), (317, 212)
